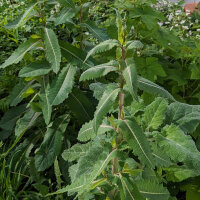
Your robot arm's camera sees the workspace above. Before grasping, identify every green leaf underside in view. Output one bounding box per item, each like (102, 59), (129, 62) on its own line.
(46, 148), (117, 196)
(157, 124), (200, 171)
(80, 60), (118, 81)
(0, 38), (41, 69)
(143, 97), (167, 130)
(19, 61), (51, 77)
(84, 39), (120, 62)
(35, 114), (70, 171)
(136, 180), (170, 200)
(123, 58), (138, 101)
(39, 76), (52, 125)
(138, 76), (175, 101)
(93, 86), (120, 133)
(82, 21), (109, 41)
(55, 8), (77, 25)
(44, 28), (61, 73)
(48, 64), (76, 105)
(5, 2), (37, 29)
(118, 119), (155, 168)
(78, 120), (114, 142)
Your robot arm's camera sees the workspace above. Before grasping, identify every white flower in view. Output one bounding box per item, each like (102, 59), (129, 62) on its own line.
(180, 20), (185, 24)
(170, 26), (173, 31)
(51, 10), (55, 15)
(175, 24), (178, 27)
(85, 32), (89, 35)
(168, 14), (173, 21)
(182, 26), (189, 30)
(186, 33), (189, 37)
(158, 22), (163, 26)
(168, 43), (171, 46)
(195, 19), (199, 23)
(21, 2), (24, 5)
(165, 22), (170, 25)
(197, 29), (200, 32)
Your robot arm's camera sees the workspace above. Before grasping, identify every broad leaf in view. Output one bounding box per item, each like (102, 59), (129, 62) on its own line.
(123, 58), (138, 101)
(44, 28), (61, 73)
(78, 120), (114, 142)
(35, 114), (70, 171)
(143, 97), (167, 130)
(0, 38), (41, 69)
(62, 142), (92, 162)
(39, 76), (52, 125)
(136, 179), (170, 200)
(58, 0), (75, 8)
(138, 76), (175, 101)
(0, 104), (27, 131)
(118, 118), (155, 168)
(82, 21), (109, 42)
(84, 39), (120, 62)
(48, 64), (76, 105)
(80, 60), (118, 81)
(55, 8), (78, 25)
(15, 109), (41, 137)
(19, 61), (51, 77)
(126, 40), (143, 50)
(93, 86), (120, 133)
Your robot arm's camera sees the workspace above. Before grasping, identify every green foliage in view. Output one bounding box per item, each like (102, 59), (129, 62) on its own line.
(1, 0), (200, 199)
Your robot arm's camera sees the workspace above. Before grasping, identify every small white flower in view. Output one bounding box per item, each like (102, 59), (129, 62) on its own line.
(186, 33), (189, 37)
(195, 19), (199, 23)
(168, 43), (171, 46)
(21, 2), (24, 5)
(170, 26), (173, 31)
(180, 20), (185, 24)
(182, 26), (189, 30)
(175, 24), (179, 27)
(197, 29), (200, 32)
(85, 32), (89, 35)
(165, 22), (170, 25)
(51, 10), (55, 15)
(158, 22), (163, 26)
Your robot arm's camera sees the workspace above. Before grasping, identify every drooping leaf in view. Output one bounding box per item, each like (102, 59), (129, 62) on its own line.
(82, 21), (109, 42)
(138, 76), (175, 101)
(66, 88), (95, 124)
(60, 41), (93, 69)
(19, 61), (51, 77)
(166, 102), (200, 133)
(156, 124), (200, 171)
(80, 60), (118, 81)
(35, 114), (70, 171)
(15, 109), (41, 137)
(62, 142), (92, 162)
(126, 40), (143, 50)
(43, 28), (61, 73)
(5, 2), (38, 29)
(93, 86), (120, 133)
(89, 82), (107, 100)
(123, 58), (138, 101)
(0, 38), (41, 69)
(136, 179), (170, 200)
(84, 39), (120, 62)
(9, 81), (33, 106)
(47, 148), (117, 196)
(48, 64), (76, 105)
(118, 118), (155, 168)
(0, 104), (27, 131)
(55, 7), (78, 25)
(39, 76), (52, 125)
(143, 97), (168, 130)
(78, 119), (114, 142)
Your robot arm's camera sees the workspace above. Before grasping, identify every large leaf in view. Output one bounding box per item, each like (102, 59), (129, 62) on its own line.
(138, 76), (175, 101)
(48, 64), (76, 105)
(62, 142), (92, 162)
(78, 119), (114, 142)
(43, 28), (61, 73)
(39, 76), (52, 125)
(59, 41), (93, 69)
(82, 21), (109, 42)
(93, 86), (120, 133)
(9, 81), (33, 106)
(156, 124), (200, 171)
(66, 88), (95, 124)
(0, 104), (27, 131)
(58, 0), (75, 8)
(80, 60), (118, 81)
(15, 109), (41, 137)
(118, 118), (155, 168)
(143, 97), (168, 130)
(84, 39), (120, 62)
(47, 148), (117, 196)
(19, 61), (51, 77)
(136, 179), (170, 200)
(0, 38), (41, 69)
(123, 58), (138, 101)
(55, 7), (78, 25)
(35, 114), (70, 171)
(5, 2), (38, 29)
(166, 102), (200, 133)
